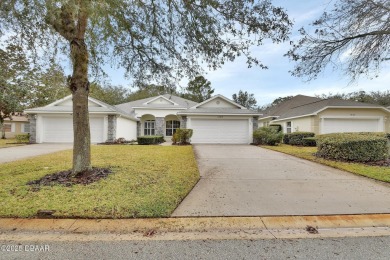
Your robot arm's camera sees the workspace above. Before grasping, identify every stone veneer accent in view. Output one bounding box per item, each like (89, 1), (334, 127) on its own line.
(252, 116), (259, 143)
(252, 116), (259, 132)
(28, 114), (37, 143)
(180, 116), (187, 129)
(107, 115), (117, 142)
(155, 117), (164, 136)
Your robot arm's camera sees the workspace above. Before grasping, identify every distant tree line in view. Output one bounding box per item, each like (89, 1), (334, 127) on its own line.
(316, 91), (390, 107)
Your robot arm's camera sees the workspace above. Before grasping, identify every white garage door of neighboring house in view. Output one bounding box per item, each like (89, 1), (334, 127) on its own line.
(190, 119), (249, 144)
(321, 118), (382, 134)
(42, 116), (105, 143)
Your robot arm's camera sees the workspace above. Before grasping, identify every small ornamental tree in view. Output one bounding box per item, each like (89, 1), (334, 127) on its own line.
(1, 0), (291, 174)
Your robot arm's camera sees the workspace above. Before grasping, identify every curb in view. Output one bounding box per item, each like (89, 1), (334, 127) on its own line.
(1, 214), (390, 241)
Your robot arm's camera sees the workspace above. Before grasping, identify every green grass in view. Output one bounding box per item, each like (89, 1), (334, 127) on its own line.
(0, 138), (26, 148)
(262, 144), (390, 183)
(0, 145), (200, 218)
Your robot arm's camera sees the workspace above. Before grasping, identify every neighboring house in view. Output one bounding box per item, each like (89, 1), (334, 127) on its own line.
(2, 113), (30, 139)
(259, 95), (390, 134)
(25, 94), (261, 144)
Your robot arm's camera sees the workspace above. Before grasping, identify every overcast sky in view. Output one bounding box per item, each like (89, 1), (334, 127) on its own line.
(104, 0), (390, 106)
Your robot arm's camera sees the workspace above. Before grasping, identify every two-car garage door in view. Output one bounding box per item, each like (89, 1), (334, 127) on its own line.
(321, 118), (382, 134)
(42, 116), (105, 143)
(190, 119), (250, 144)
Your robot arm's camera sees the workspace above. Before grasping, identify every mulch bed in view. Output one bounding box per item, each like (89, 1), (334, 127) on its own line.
(27, 167), (112, 188)
(364, 159), (390, 167)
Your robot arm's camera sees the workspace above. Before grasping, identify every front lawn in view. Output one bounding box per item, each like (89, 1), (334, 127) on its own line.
(262, 144), (390, 183)
(0, 138), (26, 148)
(0, 145), (200, 218)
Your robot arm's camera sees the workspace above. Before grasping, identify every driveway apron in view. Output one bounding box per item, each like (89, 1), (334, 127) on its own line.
(0, 144), (73, 163)
(172, 145), (390, 216)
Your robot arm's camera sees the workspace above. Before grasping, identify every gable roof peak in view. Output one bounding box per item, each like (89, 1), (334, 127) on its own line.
(191, 94), (246, 109)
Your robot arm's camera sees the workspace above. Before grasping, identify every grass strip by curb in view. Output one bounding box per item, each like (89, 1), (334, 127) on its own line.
(262, 144), (390, 183)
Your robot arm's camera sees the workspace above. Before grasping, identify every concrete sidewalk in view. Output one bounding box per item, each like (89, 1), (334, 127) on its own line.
(173, 145), (390, 216)
(0, 144), (73, 163)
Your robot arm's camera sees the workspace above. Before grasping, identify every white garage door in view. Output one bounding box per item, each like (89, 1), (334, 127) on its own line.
(43, 116), (105, 143)
(321, 118), (382, 134)
(190, 119), (249, 144)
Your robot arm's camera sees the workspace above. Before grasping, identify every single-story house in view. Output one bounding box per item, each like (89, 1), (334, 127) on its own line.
(259, 95), (390, 134)
(25, 94), (261, 144)
(2, 113), (29, 138)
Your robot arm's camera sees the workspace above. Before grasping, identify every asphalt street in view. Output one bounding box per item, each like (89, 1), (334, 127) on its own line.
(1, 236), (390, 260)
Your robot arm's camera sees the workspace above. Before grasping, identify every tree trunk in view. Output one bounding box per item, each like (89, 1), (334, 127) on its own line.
(0, 121), (5, 139)
(70, 15), (91, 174)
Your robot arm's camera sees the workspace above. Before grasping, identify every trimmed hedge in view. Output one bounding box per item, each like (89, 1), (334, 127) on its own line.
(316, 132), (389, 162)
(302, 137), (316, 147)
(253, 127), (283, 146)
(137, 135), (164, 145)
(15, 134), (30, 143)
(283, 132), (315, 146)
(269, 124), (282, 132)
(172, 129), (193, 145)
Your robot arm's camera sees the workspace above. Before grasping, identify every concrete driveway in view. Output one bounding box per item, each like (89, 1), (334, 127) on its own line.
(0, 144), (73, 163)
(172, 145), (390, 216)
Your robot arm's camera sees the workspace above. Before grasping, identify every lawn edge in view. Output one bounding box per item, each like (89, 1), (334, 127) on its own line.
(261, 145), (390, 184)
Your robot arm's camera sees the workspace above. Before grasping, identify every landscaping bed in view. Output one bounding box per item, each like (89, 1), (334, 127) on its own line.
(262, 144), (390, 183)
(0, 145), (200, 218)
(0, 138), (28, 148)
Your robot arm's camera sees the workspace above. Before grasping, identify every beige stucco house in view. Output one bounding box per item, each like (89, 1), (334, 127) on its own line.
(2, 113), (29, 138)
(259, 95), (390, 134)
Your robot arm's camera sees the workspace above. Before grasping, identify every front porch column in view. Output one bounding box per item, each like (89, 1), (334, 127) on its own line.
(107, 115), (117, 142)
(155, 117), (164, 136)
(28, 114), (37, 143)
(137, 121), (141, 137)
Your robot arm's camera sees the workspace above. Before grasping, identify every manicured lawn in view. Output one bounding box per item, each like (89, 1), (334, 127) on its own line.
(0, 138), (26, 148)
(0, 145), (200, 218)
(262, 144), (390, 183)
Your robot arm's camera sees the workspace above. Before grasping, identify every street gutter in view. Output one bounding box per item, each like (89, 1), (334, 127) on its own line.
(1, 214), (390, 241)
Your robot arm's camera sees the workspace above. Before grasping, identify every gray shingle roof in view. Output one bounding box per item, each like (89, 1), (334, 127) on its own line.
(265, 95), (387, 121)
(261, 95), (321, 118)
(115, 94), (198, 113)
(25, 95), (138, 121)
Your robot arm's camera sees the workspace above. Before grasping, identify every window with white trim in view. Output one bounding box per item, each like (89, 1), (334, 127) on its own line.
(144, 120), (155, 135)
(286, 121), (292, 133)
(3, 123), (11, 132)
(22, 123), (30, 133)
(165, 120), (180, 136)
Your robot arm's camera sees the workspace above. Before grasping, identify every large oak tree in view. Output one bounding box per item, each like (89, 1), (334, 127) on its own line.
(1, 0), (291, 174)
(287, 0), (390, 82)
